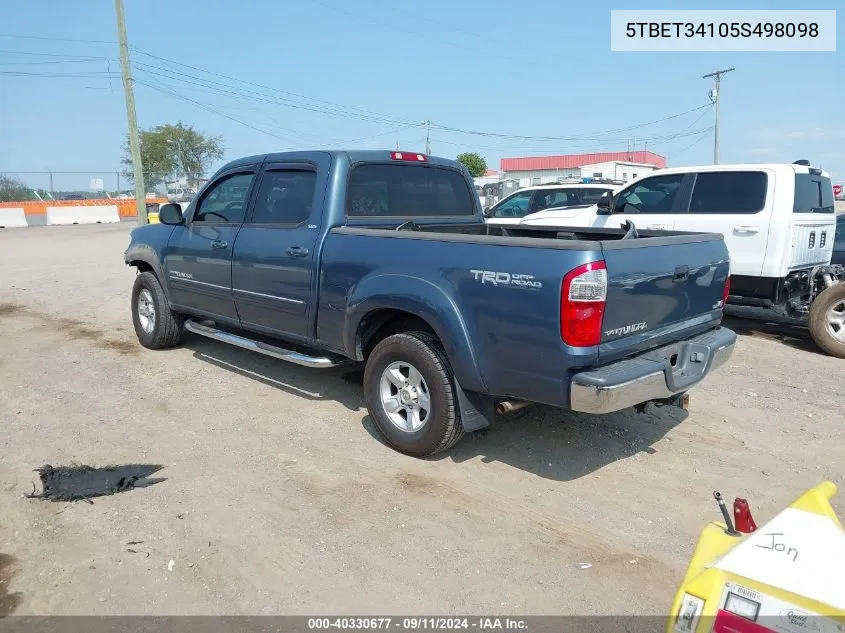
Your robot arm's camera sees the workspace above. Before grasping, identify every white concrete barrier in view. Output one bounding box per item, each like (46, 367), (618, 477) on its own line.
(0, 207), (27, 228)
(46, 205), (120, 225)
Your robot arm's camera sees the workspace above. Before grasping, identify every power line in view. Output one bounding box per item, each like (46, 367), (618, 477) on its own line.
(132, 61), (415, 126)
(432, 104), (712, 142)
(668, 129), (712, 160)
(129, 43), (714, 151)
(0, 48), (110, 60)
(135, 78), (303, 147)
(308, 0), (538, 68)
(370, 0), (568, 62)
(131, 48), (416, 126)
(0, 70), (118, 78)
(0, 32), (114, 44)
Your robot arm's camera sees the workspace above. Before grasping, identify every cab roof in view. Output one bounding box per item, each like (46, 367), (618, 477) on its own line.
(217, 150), (465, 172)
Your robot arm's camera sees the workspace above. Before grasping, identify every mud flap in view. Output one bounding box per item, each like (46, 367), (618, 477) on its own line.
(453, 379), (496, 432)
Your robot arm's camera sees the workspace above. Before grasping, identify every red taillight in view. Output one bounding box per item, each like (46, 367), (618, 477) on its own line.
(390, 151), (428, 162)
(561, 260), (607, 347)
(721, 275), (731, 308)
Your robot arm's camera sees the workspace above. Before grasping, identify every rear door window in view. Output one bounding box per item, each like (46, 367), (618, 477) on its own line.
(346, 164), (474, 217)
(249, 170), (317, 225)
(794, 174), (835, 214)
(688, 171), (767, 214)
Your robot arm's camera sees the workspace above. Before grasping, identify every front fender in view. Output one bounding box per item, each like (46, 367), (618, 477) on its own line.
(345, 274), (487, 393)
(124, 243), (171, 301)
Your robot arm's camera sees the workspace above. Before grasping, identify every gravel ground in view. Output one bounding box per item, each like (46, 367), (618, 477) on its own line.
(0, 222), (842, 616)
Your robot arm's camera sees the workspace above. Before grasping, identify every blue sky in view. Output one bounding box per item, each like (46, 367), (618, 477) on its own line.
(0, 0), (842, 191)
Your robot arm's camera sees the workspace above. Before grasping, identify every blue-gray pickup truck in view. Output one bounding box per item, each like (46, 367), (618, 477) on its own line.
(124, 150), (736, 456)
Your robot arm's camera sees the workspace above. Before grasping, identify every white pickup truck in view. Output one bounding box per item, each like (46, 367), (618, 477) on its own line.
(509, 161), (845, 357)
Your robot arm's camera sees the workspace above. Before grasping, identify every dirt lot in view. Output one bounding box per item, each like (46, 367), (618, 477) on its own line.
(0, 222), (842, 616)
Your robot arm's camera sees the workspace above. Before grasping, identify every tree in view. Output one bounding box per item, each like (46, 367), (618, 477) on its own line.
(0, 175), (32, 202)
(121, 121), (224, 191)
(456, 152), (487, 178)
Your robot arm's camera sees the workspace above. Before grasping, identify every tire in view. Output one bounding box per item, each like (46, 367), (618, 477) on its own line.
(808, 284), (845, 358)
(131, 271), (184, 350)
(363, 331), (465, 457)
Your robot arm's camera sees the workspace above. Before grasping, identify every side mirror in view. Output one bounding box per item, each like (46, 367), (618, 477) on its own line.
(158, 203), (184, 225)
(596, 193), (613, 215)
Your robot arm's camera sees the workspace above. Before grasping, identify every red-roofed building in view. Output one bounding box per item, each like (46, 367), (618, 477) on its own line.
(500, 151), (666, 187)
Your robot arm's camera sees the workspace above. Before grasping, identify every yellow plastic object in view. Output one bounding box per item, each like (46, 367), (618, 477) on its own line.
(667, 481), (845, 633)
(147, 212), (160, 224)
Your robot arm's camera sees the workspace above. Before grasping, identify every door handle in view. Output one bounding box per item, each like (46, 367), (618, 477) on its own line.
(647, 224), (669, 230)
(211, 239), (228, 249)
(734, 226), (759, 234)
(287, 246), (309, 257)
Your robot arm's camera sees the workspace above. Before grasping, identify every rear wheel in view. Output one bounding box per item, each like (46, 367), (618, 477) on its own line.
(808, 284), (845, 358)
(131, 271), (184, 349)
(363, 331), (464, 457)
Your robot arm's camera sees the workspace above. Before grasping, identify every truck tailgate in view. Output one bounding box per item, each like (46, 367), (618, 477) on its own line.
(598, 237), (730, 363)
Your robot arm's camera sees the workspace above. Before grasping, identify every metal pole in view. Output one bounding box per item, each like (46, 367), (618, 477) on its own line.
(424, 120), (431, 155)
(714, 78), (720, 164)
(48, 170), (53, 195)
(115, 0), (147, 225)
(702, 67), (734, 165)
(116, 170), (120, 194)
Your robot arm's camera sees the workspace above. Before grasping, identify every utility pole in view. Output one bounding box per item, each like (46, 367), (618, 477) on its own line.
(46, 168), (53, 196)
(423, 120), (431, 155)
(115, 0), (147, 225)
(702, 67), (734, 165)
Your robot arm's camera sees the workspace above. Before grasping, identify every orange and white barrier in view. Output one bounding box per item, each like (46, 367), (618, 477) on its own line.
(0, 198), (168, 227)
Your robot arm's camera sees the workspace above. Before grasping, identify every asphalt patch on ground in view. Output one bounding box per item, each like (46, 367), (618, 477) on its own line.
(25, 464), (166, 503)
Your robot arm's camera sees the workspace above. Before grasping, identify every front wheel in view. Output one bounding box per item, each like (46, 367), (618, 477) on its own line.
(131, 271), (184, 349)
(363, 331), (465, 457)
(808, 283), (845, 358)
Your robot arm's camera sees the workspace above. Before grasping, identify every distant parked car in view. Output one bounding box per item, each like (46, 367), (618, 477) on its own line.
(833, 214), (845, 266)
(166, 187), (196, 203)
(483, 183), (618, 225)
(63, 193), (85, 200)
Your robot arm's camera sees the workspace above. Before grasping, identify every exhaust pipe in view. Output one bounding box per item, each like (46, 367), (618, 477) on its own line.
(496, 400), (532, 415)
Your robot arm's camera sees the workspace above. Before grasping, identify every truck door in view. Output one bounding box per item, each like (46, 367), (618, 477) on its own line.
(593, 173), (688, 231)
(672, 170), (772, 277)
(231, 159), (327, 342)
(163, 170), (256, 323)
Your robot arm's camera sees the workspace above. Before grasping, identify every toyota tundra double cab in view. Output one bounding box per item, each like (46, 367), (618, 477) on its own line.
(124, 150), (736, 456)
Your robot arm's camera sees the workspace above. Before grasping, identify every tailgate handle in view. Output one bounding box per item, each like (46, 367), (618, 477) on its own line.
(734, 225), (760, 234)
(673, 265), (690, 282)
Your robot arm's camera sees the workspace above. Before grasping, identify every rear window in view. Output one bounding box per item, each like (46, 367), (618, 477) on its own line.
(689, 171), (768, 214)
(794, 174), (835, 214)
(347, 164), (474, 217)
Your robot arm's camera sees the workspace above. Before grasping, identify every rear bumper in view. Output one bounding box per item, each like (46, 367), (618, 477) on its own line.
(569, 327), (736, 415)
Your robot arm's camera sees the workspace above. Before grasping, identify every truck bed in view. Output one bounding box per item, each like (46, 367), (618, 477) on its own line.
(320, 221), (730, 406)
(333, 221), (725, 249)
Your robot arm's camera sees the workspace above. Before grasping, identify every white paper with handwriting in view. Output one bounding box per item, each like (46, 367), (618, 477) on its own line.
(710, 507), (845, 610)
